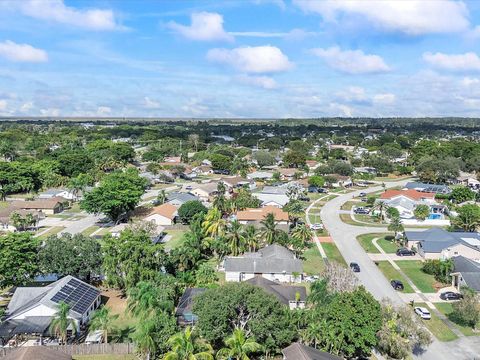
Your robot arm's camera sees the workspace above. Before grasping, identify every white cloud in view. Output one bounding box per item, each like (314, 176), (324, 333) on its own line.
(236, 74), (277, 89)
(167, 12), (233, 42)
(0, 100), (7, 111)
(251, 0), (286, 10)
(40, 108), (60, 116)
(423, 52), (480, 72)
(462, 77), (480, 86)
(0, 40), (47, 62)
(207, 46), (293, 73)
(310, 46), (390, 74)
(143, 97), (161, 109)
(373, 93), (396, 105)
(335, 86), (369, 104)
(20, 102), (34, 113)
(97, 106), (111, 115)
(329, 102), (353, 117)
(294, 0), (469, 35)
(14, 0), (120, 31)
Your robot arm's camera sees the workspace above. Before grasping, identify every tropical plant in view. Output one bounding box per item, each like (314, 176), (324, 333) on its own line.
(283, 200), (304, 227)
(217, 328), (262, 360)
(157, 189), (167, 205)
(243, 225), (259, 252)
(202, 208), (227, 239)
(387, 216), (404, 237)
(259, 213), (283, 245)
(291, 224), (313, 250)
(225, 220), (246, 256)
(127, 280), (175, 319)
(164, 326), (214, 360)
(413, 204), (430, 221)
(89, 306), (119, 343)
(453, 204), (480, 231)
(49, 301), (76, 344)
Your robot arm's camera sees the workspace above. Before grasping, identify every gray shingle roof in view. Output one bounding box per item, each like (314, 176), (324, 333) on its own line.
(167, 192), (199, 203)
(246, 276), (306, 305)
(224, 245), (303, 274)
(453, 256), (480, 291)
(282, 343), (342, 360)
(405, 228), (480, 253)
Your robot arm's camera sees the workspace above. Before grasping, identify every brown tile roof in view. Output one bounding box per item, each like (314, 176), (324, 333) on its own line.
(11, 197), (65, 210)
(278, 168), (300, 176)
(380, 189), (435, 201)
(235, 206), (289, 222)
(149, 203), (178, 220)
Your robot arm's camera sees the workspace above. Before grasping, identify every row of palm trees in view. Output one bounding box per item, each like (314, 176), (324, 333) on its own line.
(164, 327), (261, 360)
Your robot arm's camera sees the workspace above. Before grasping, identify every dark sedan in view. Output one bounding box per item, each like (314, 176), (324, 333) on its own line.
(396, 248), (416, 257)
(349, 262), (360, 273)
(391, 280), (404, 291)
(440, 291), (463, 301)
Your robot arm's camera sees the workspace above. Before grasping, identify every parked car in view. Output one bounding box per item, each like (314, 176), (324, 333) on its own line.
(391, 280), (404, 290)
(299, 196), (311, 202)
(359, 192), (367, 197)
(354, 207), (370, 215)
(309, 223), (324, 230)
(396, 248), (416, 257)
(349, 262), (360, 272)
(440, 291), (463, 301)
(308, 186), (319, 193)
(414, 307), (431, 320)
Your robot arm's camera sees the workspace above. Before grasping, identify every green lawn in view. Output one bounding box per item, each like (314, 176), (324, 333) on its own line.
(323, 243), (346, 266)
(376, 261), (414, 293)
(434, 302), (479, 336)
(303, 246), (326, 275)
(37, 226), (65, 239)
(82, 225), (100, 236)
(164, 229), (187, 250)
(415, 303), (458, 342)
(395, 261), (437, 293)
(377, 236), (399, 253)
(339, 213), (385, 227)
(357, 233), (387, 253)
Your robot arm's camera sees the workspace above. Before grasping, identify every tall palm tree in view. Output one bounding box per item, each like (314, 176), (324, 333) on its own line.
(131, 317), (159, 360)
(157, 189), (167, 205)
(127, 281), (173, 319)
(217, 328), (262, 360)
(283, 200), (304, 227)
(291, 224), (313, 249)
(225, 220), (246, 256)
(259, 213), (279, 245)
(387, 215), (404, 238)
(301, 321), (323, 349)
(88, 306), (119, 344)
(243, 225), (259, 252)
(372, 201), (389, 222)
(164, 326), (214, 360)
(49, 301), (76, 345)
(213, 182), (227, 214)
(202, 208), (227, 239)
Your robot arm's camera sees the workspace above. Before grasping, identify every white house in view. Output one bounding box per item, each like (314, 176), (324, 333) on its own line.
(252, 186), (290, 208)
(38, 188), (76, 201)
(223, 244), (303, 283)
(0, 276), (101, 339)
(144, 203), (178, 226)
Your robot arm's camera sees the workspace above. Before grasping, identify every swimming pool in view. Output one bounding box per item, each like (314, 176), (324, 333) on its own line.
(428, 213), (442, 220)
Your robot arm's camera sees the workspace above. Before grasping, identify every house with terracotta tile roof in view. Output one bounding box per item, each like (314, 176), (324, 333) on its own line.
(378, 189), (442, 219)
(234, 206), (289, 227)
(144, 203), (178, 226)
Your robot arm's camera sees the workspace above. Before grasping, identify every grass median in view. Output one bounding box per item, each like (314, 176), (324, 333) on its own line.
(395, 260), (437, 293)
(376, 261), (414, 293)
(415, 302), (458, 342)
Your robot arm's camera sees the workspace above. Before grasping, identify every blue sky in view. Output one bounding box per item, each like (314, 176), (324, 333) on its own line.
(2, 0), (480, 118)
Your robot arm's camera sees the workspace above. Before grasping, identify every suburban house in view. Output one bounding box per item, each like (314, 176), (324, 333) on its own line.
(0, 276), (101, 342)
(185, 182), (218, 201)
(278, 168), (304, 181)
(10, 197), (65, 215)
(175, 288), (206, 326)
(354, 166), (377, 175)
(166, 192), (200, 207)
(163, 156), (182, 164)
(234, 206), (289, 230)
(0, 207), (43, 232)
(192, 165), (213, 176)
(247, 171), (274, 180)
(252, 186), (289, 207)
(305, 160), (319, 171)
(38, 188), (76, 201)
(221, 176), (256, 190)
(451, 256), (480, 292)
(246, 276), (306, 310)
(326, 174), (352, 188)
(378, 189), (441, 219)
(223, 244), (303, 283)
(282, 343), (342, 360)
(144, 203), (178, 226)
(404, 228), (480, 261)
(404, 182), (451, 194)
(456, 172), (480, 189)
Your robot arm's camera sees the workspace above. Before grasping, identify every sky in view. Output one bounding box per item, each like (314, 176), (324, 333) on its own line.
(2, 0), (480, 118)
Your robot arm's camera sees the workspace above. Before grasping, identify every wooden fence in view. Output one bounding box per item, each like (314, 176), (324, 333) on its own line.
(0, 342), (136, 357)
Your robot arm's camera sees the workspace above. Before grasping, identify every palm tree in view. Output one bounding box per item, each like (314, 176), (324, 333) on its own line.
(243, 225), (259, 252)
(217, 328), (262, 360)
(127, 281), (174, 319)
(225, 220), (246, 256)
(213, 182), (227, 213)
(202, 208), (227, 239)
(283, 200), (304, 227)
(387, 215), (404, 238)
(372, 201), (388, 222)
(49, 301), (76, 345)
(88, 306), (119, 344)
(301, 321), (323, 348)
(131, 317), (160, 360)
(259, 213), (280, 245)
(291, 224), (313, 249)
(164, 326), (214, 360)
(157, 189), (167, 205)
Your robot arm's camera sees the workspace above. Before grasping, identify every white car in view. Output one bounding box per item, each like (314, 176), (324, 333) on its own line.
(309, 223), (324, 230)
(414, 307), (431, 320)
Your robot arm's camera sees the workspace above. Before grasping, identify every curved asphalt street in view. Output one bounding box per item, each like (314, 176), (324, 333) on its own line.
(319, 180), (480, 360)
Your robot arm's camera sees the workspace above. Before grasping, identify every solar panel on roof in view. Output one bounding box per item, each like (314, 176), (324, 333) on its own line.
(50, 278), (99, 314)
